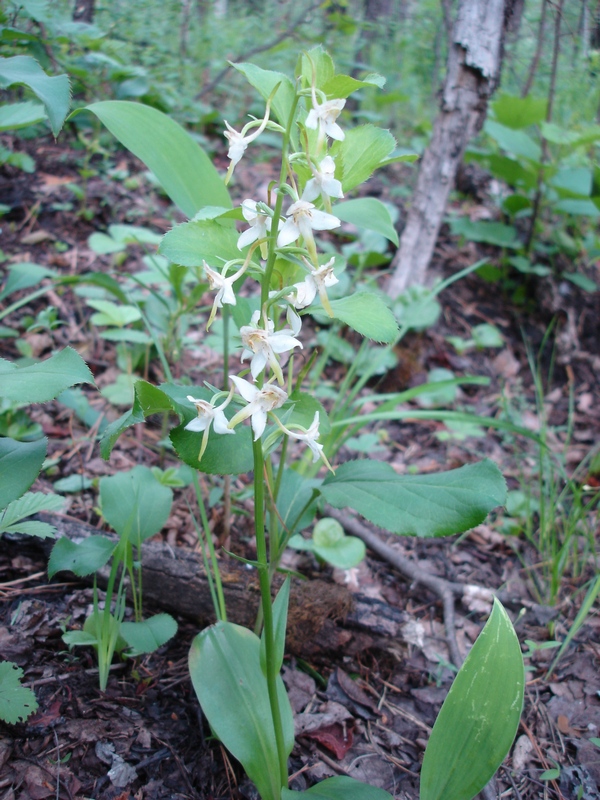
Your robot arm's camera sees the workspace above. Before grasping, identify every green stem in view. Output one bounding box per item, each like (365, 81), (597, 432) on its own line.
(253, 438), (288, 790)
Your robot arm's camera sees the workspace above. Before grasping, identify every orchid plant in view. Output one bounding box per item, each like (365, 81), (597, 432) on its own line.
(82, 48), (524, 800)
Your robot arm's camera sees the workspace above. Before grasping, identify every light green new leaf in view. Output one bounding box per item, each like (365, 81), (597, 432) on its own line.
(282, 776), (392, 800)
(289, 518), (365, 569)
(323, 73), (386, 98)
(232, 62), (297, 130)
(159, 219), (241, 266)
(189, 621), (294, 800)
(84, 101), (231, 218)
(0, 437), (47, 510)
(0, 661), (38, 724)
(447, 218), (519, 248)
(0, 101), (46, 132)
(492, 94), (547, 129)
(0, 347), (94, 404)
(321, 459), (506, 537)
(333, 125), (396, 192)
(333, 198), (398, 246)
(120, 614), (177, 656)
(0, 55), (70, 136)
(420, 599), (524, 800)
(100, 466), (173, 543)
(328, 292), (399, 343)
(484, 121), (541, 162)
(48, 535), (117, 579)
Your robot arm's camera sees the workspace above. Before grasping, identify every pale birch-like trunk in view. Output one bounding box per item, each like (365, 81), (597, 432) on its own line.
(386, 0), (513, 298)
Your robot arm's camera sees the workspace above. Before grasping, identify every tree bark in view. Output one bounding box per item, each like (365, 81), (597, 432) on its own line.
(386, 0), (514, 298)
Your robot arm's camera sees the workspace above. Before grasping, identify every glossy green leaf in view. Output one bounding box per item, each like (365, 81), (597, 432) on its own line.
(332, 125), (396, 192)
(232, 62), (297, 129)
(321, 459), (506, 537)
(85, 101), (231, 218)
(260, 578), (290, 676)
(0, 437), (47, 510)
(120, 614), (177, 656)
(159, 218), (241, 266)
(290, 518), (365, 569)
(328, 292), (399, 343)
(48, 535), (117, 579)
(0, 661), (38, 724)
(323, 72), (385, 99)
(492, 94), (547, 129)
(420, 599), (524, 800)
(0, 101), (46, 132)
(0, 347), (94, 404)
(282, 776), (392, 800)
(0, 55), (70, 136)
(100, 466), (173, 543)
(333, 198), (398, 246)
(448, 218), (519, 248)
(189, 621), (294, 800)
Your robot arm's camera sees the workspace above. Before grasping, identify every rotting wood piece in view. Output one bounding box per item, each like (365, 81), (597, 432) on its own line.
(35, 512), (408, 660)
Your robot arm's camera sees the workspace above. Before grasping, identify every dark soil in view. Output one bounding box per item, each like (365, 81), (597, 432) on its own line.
(1, 131), (599, 800)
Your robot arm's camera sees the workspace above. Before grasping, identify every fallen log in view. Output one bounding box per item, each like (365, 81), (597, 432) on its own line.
(35, 512), (408, 660)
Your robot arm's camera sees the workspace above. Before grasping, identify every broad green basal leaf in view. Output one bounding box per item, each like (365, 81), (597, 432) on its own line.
(327, 292), (398, 343)
(333, 198), (398, 246)
(232, 62), (297, 130)
(189, 621), (294, 800)
(332, 125), (396, 192)
(159, 218), (241, 266)
(0, 101), (46, 132)
(84, 101), (231, 218)
(420, 599), (524, 800)
(0, 437), (47, 510)
(0, 347), (94, 404)
(321, 459), (506, 537)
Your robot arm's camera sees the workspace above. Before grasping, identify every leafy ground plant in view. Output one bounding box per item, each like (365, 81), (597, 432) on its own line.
(82, 48), (525, 799)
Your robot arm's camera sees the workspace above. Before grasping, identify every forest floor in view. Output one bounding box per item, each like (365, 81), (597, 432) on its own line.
(1, 132), (600, 800)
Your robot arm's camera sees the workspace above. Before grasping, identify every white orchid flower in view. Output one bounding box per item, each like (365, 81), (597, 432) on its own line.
(277, 200), (340, 251)
(237, 199), (278, 258)
(185, 393), (234, 462)
(276, 411), (334, 472)
(228, 375), (288, 440)
(240, 311), (302, 384)
(302, 156), (344, 206)
(223, 101), (271, 183)
(305, 97), (346, 142)
(203, 261), (244, 330)
(288, 256), (339, 318)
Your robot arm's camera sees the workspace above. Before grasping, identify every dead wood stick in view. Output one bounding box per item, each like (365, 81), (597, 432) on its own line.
(325, 506), (473, 669)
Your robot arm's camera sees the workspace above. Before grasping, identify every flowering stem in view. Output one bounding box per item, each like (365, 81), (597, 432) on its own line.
(262, 94), (300, 309)
(252, 437), (288, 789)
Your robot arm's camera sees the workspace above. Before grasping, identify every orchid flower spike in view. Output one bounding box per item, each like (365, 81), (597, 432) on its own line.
(288, 256), (339, 319)
(185, 391), (234, 463)
(240, 310), (302, 385)
(228, 375), (288, 440)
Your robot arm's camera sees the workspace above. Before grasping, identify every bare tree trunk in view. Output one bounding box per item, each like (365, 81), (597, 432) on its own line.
(386, 0), (513, 298)
(521, 0), (548, 98)
(72, 0), (94, 22)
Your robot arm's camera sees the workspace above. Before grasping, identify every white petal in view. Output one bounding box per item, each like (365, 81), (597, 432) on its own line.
(301, 178), (320, 203)
(251, 408), (268, 440)
(270, 332), (302, 353)
(277, 218), (300, 248)
(305, 109), (318, 130)
(237, 226), (259, 249)
(185, 417), (208, 432)
(309, 208), (340, 231)
(213, 409), (235, 435)
(250, 351), (268, 378)
(324, 121), (344, 141)
(230, 375), (259, 402)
